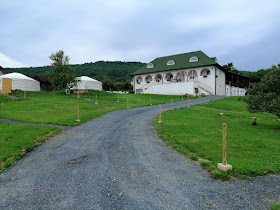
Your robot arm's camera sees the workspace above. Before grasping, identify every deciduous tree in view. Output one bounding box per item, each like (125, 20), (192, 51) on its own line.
(49, 50), (76, 91)
(246, 67), (280, 117)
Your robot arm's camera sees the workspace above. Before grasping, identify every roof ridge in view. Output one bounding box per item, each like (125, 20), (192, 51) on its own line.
(154, 50), (203, 60)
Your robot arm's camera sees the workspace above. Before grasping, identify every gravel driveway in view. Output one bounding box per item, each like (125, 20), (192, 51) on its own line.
(0, 96), (279, 209)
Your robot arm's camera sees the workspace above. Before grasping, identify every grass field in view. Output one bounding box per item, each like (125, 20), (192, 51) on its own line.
(0, 91), (196, 126)
(0, 122), (61, 172)
(154, 97), (280, 180)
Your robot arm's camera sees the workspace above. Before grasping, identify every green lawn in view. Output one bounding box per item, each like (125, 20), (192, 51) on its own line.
(0, 122), (61, 172)
(0, 91), (198, 126)
(154, 97), (280, 180)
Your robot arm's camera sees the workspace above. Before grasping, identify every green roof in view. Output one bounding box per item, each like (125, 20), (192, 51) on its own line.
(131, 51), (217, 75)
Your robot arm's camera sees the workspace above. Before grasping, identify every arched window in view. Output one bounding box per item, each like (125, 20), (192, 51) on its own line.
(136, 76), (143, 83)
(147, 63), (154, 68)
(176, 72), (184, 82)
(188, 70), (197, 80)
(155, 74), (162, 82)
(167, 60), (175, 65)
(189, 56), (198, 62)
(145, 75), (152, 83)
(201, 68), (211, 76)
(165, 72), (173, 82)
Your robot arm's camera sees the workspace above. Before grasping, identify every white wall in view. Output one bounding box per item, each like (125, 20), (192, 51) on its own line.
(75, 80), (102, 91)
(144, 81), (197, 95)
(0, 79), (40, 91)
(226, 85), (246, 96)
(215, 67), (226, 96)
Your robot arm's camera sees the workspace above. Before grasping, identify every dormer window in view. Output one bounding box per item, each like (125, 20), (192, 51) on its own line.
(189, 56), (198, 62)
(147, 63), (154, 68)
(167, 60), (175, 65)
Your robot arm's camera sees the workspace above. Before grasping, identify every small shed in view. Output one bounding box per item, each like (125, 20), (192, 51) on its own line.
(72, 76), (102, 91)
(35, 75), (52, 91)
(0, 73), (40, 93)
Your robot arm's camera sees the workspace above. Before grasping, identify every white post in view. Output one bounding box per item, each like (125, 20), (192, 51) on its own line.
(95, 94), (98, 105)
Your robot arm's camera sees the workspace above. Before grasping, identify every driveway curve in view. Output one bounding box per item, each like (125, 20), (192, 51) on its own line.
(0, 96), (279, 209)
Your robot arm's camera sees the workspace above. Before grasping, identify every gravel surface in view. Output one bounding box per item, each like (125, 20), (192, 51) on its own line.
(0, 96), (279, 209)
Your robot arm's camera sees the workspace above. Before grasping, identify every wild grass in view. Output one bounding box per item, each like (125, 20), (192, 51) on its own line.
(154, 97), (280, 180)
(0, 122), (61, 172)
(0, 91), (199, 126)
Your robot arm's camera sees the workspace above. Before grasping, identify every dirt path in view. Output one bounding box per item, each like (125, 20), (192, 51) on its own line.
(0, 96), (279, 209)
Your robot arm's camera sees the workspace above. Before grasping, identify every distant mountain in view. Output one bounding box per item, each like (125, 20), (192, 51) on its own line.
(6, 61), (146, 82)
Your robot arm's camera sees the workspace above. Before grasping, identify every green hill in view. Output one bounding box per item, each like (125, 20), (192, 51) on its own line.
(6, 61), (146, 82)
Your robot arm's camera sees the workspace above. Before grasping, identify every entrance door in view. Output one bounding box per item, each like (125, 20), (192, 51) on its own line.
(2, 78), (12, 93)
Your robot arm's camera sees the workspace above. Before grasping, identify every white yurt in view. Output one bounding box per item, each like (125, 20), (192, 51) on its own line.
(72, 76), (102, 91)
(0, 73), (40, 93)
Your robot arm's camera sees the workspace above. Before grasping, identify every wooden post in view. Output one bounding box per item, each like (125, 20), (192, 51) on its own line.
(117, 94), (119, 103)
(76, 104), (80, 122)
(217, 123), (232, 171)
(158, 104), (162, 123)
(222, 123), (227, 165)
(252, 117), (257, 125)
(150, 96), (152, 106)
(171, 99), (173, 110)
(187, 94), (190, 107)
(95, 94), (98, 105)
(126, 97), (129, 109)
(24, 91), (26, 99)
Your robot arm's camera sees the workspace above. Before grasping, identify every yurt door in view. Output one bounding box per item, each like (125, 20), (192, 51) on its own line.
(2, 78), (12, 93)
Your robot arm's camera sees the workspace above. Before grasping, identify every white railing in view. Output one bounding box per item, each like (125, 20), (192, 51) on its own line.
(197, 81), (213, 95)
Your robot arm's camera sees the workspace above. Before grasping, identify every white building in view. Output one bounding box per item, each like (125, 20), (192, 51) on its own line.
(72, 76), (102, 91)
(0, 73), (40, 93)
(131, 51), (249, 96)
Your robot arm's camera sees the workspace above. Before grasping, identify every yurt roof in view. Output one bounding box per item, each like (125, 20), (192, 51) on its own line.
(77, 76), (100, 82)
(0, 72), (36, 81)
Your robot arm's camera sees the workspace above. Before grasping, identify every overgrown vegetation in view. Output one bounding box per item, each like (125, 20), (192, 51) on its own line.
(246, 67), (280, 117)
(154, 97), (280, 180)
(0, 91), (191, 126)
(0, 122), (61, 172)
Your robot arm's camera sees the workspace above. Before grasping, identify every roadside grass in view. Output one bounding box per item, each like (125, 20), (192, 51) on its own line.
(0, 122), (61, 172)
(85, 90), (199, 109)
(271, 204), (280, 210)
(154, 97), (280, 180)
(0, 91), (199, 126)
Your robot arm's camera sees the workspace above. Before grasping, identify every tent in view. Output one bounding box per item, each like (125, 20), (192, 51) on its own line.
(72, 76), (102, 91)
(0, 73), (40, 93)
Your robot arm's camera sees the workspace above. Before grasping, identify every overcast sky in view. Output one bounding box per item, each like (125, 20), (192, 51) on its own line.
(0, 0), (279, 71)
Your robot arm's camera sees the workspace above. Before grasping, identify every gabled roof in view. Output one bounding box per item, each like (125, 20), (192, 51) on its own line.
(131, 51), (217, 75)
(0, 66), (8, 74)
(35, 75), (51, 83)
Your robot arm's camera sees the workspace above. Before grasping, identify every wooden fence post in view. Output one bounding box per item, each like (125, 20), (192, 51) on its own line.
(76, 104), (80, 122)
(217, 123), (232, 171)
